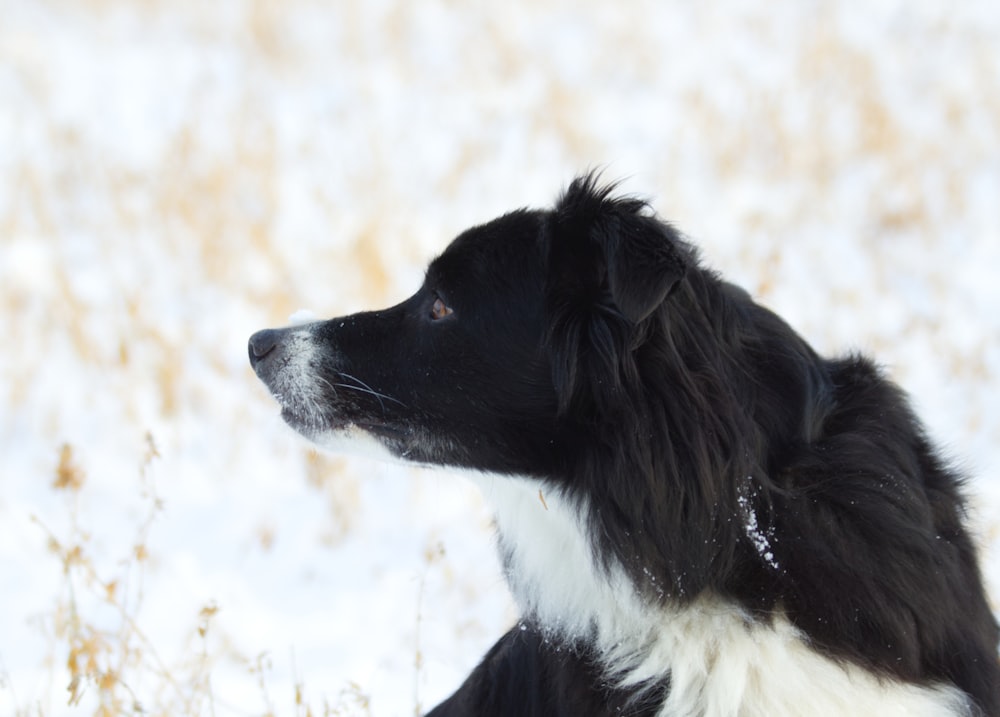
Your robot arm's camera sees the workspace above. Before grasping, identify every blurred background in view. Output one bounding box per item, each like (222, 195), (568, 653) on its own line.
(2, 1), (998, 715)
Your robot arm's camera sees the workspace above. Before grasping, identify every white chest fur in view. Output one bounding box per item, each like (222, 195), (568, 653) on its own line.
(469, 473), (972, 717)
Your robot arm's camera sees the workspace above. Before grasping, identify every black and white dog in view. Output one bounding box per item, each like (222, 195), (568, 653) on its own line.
(249, 175), (999, 716)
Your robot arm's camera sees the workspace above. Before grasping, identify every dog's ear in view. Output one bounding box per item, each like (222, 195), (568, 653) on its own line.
(552, 174), (688, 324)
(598, 211), (688, 323)
(547, 175), (689, 412)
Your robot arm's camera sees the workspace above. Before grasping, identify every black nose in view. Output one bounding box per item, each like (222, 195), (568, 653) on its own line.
(248, 328), (282, 369)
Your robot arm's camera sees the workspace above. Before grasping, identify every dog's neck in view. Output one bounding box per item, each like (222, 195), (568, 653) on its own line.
(475, 476), (607, 618)
(469, 472), (672, 666)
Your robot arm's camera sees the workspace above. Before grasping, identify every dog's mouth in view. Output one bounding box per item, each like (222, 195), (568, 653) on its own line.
(278, 401), (403, 442)
(277, 401), (350, 436)
(276, 399), (424, 464)
(279, 404), (331, 433)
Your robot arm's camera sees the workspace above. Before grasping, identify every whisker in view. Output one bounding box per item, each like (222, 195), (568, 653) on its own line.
(335, 373), (407, 408)
(335, 383), (383, 413)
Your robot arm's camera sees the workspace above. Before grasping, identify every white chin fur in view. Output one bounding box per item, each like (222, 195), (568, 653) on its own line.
(310, 425), (401, 464)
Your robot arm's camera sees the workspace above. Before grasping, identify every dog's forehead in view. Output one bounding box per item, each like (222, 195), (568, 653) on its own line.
(429, 208), (547, 288)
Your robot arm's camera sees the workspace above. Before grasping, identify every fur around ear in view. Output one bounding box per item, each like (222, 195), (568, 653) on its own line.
(553, 174), (688, 323)
(547, 174), (691, 414)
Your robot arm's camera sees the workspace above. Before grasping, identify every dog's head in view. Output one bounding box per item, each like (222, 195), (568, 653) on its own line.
(249, 175), (691, 476)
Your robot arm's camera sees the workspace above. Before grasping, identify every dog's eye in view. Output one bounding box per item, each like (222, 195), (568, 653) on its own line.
(430, 297), (454, 321)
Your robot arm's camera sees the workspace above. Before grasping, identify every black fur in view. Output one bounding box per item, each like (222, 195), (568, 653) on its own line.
(250, 174), (1000, 715)
(425, 624), (669, 717)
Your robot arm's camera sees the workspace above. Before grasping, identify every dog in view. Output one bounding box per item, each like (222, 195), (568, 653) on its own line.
(249, 175), (999, 716)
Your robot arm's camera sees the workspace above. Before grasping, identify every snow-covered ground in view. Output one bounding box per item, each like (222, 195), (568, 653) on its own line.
(2, 1), (998, 715)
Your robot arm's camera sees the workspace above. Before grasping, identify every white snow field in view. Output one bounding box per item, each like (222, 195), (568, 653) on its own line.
(1, 1), (998, 715)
